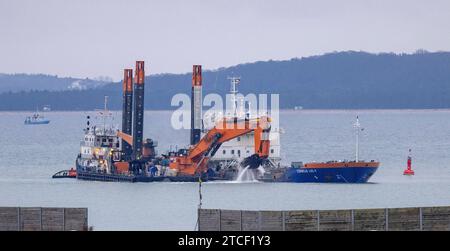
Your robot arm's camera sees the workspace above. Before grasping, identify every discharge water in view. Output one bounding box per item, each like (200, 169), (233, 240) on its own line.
(235, 166), (265, 182)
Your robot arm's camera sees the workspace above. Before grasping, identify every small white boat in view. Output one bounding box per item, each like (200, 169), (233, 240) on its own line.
(24, 112), (50, 125)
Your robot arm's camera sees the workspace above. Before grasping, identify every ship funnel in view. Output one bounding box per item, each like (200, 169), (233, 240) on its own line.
(132, 61), (145, 160)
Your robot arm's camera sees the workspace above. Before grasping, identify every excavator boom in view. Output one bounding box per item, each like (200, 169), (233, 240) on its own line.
(117, 130), (133, 146)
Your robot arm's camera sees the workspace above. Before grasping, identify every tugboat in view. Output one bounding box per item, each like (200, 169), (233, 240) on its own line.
(24, 109), (50, 125)
(72, 94), (208, 183)
(74, 95), (144, 182)
(284, 116), (380, 183)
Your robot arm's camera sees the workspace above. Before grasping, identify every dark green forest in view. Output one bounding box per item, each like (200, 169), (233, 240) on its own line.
(1, 51), (450, 110)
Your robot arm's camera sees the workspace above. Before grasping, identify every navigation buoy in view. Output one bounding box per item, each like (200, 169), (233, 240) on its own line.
(403, 149), (415, 175)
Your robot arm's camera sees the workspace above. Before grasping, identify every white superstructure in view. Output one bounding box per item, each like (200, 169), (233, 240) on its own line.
(205, 77), (282, 168)
(77, 96), (121, 173)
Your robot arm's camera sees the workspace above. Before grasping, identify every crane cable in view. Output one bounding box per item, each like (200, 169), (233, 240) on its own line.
(194, 176), (203, 231)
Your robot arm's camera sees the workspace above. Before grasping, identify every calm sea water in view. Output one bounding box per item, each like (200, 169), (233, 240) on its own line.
(1, 110), (450, 230)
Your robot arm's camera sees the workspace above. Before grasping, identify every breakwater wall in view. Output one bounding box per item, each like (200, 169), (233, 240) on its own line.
(0, 207), (88, 231)
(198, 206), (450, 231)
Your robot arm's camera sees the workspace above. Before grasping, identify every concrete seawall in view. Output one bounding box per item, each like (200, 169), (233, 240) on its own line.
(0, 207), (88, 231)
(198, 206), (450, 231)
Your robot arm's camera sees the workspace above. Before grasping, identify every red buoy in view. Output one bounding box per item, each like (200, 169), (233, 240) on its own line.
(403, 149), (415, 175)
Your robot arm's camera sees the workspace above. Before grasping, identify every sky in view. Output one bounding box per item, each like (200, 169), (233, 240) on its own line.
(1, 0), (450, 81)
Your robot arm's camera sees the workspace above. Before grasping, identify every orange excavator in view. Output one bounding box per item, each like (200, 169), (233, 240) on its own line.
(169, 116), (272, 176)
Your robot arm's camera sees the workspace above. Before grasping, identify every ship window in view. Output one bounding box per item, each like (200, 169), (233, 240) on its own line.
(223, 150), (226, 155)
(231, 150), (235, 154)
(237, 150), (241, 157)
(237, 137), (240, 141)
(271, 149), (274, 154)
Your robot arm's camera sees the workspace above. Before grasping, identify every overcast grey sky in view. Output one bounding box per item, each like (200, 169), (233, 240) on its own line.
(1, 0), (450, 80)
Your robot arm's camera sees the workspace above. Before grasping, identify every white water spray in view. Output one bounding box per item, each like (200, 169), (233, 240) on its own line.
(235, 165), (265, 182)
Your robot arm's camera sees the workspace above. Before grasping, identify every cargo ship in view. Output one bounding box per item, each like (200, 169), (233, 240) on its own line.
(282, 116), (380, 183)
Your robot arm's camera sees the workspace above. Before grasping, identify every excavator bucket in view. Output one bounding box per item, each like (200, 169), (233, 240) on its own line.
(240, 154), (266, 169)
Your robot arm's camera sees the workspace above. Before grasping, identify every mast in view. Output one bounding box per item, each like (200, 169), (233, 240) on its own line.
(227, 76), (240, 118)
(354, 116), (361, 162)
(103, 95), (108, 131)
